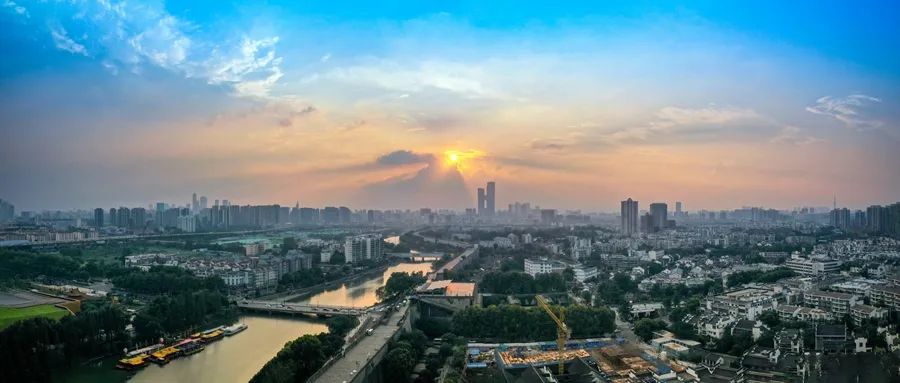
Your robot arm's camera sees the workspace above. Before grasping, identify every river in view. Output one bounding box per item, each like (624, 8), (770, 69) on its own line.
(55, 261), (433, 383)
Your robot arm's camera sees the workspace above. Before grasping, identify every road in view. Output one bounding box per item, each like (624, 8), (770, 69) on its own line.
(411, 231), (469, 248)
(314, 303), (409, 383)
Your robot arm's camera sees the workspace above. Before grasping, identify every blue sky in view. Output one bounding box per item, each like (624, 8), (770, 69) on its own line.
(1, 0), (899, 211)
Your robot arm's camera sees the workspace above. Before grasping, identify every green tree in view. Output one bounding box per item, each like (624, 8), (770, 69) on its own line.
(633, 319), (667, 341)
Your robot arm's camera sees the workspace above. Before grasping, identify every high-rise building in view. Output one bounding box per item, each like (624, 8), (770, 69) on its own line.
(477, 187), (486, 216)
(620, 198), (639, 235)
(830, 208), (851, 229)
(109, 207), (117, 227)
(344, 234), (384, 263)
(649, 203), (668, 232)
(192, 193), (198, 213)
(867, 205), (884, 232)
(117, 207), (131, 228)
(199, 196), (208, 210)
(322, 207), (339, 224)
(0, 198), (15, 223)
(475, 182), (496, 217)
(675, 201), (683, 217)
(93, 208), (104, 227)
(131, 208), (146, 230)
(640, 213), (653, 233)
(486, 181), (496, 216)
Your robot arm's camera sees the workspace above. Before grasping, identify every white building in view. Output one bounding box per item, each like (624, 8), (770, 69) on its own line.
(176, 215), (196, 233)
(344, 234), (384, 263)
(572, 264), (599, 283)
(785, 255), (840, 275)
(524, 257), (566, 277)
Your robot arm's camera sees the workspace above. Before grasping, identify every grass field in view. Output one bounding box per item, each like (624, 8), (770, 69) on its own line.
(0, 304), (70, 330)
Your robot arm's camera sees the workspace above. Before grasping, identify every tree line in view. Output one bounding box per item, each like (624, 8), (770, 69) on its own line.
(112, 266), (226, 295)
(725, 267), (795, 288)
(132, 289), (239, 342)
(378, 271), (427, 298)
(0, 302), (129, 383)
(250, 316), (359, 383)
(451, 304), (615, 341)
(479, 271), (566, 294)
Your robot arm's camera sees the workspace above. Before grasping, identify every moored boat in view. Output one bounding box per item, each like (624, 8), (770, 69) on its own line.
(116, 354), (150, 370)
(223, 323), (248, 336)
(200, 329), (224, 343)
(149, 346), (180, 364)
(175, 339), (205, 356)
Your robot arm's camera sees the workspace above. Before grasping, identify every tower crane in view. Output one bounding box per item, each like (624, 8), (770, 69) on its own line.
(535, 295), (571, 375)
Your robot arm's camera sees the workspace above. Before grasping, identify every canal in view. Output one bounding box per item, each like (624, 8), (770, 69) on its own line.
(55, 261), (433, 383)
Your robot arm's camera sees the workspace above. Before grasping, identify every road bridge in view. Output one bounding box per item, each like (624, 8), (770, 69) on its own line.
(237, 300), (368, 316)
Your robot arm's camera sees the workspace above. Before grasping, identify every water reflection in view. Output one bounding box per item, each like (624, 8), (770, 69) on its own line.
(125, 262), (432, 383)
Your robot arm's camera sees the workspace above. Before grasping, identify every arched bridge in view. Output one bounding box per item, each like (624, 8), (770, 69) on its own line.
(237, 300), (368, 316)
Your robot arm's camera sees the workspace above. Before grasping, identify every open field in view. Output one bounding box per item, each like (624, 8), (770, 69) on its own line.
(0, 304), (70, 330)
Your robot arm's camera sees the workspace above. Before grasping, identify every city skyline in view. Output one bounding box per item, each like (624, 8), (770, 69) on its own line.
(2, 1), (900, 211)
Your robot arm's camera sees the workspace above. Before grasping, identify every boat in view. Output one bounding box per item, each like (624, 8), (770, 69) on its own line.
(223, 323), (248, 336)
(116, 354), (150, 370)
(200, 329), (225, 343)
(149, 346), (180, 364)
(125, 344), (163, 357)
(175, 339), (205, 356)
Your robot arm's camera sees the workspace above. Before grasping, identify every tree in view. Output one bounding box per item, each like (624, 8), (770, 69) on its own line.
(633, 319), (667, 341)
(326, 316), (359, 337)
(378, 272), (426, 298)
(281, 237), (298, 255)
(384, 342), (416, 382)
(669, 321), (698, 340)
(758, 310), (781, 329)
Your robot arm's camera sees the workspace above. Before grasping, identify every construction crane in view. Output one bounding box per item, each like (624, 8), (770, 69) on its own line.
(535, 295), (571, 375)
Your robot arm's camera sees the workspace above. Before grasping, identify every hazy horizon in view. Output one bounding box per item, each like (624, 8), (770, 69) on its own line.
(2, 1), (899, 212)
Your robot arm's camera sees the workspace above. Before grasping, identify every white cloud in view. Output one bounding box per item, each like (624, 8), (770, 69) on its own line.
(2, 0), (27, 17)
(14, 1), (283, 98)
(315, 59), (506, 99)
(205, 37), (284, 97)
(770, 126), (823, 146)
(652, 105), (759, 129)
(49, 26), (88, 56)
(806, 94), (882, 130)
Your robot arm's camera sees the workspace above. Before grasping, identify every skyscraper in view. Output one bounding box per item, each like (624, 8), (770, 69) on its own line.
(93, 208), (104, 228)
(109, 207), (117, 227)
(0, 198), (14, 223)
(675, 201), (683, 217)
(192, 193), (198, 213)
(649, 203), (668, 232)
(476, 181), (496, 217)
(620, 198), (639, 235)
(486, 181), (496, 216)
(477, 187), (486, 216)
(199, 196), (208, 210)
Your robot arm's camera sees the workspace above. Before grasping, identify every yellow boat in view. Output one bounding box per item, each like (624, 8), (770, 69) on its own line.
(150, 346), (180, 364)
(200, 329), (224, 343)
(116, 354), (149, 370)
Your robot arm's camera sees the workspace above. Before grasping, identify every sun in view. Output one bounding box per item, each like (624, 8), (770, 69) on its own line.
(443, 149), (484, 172)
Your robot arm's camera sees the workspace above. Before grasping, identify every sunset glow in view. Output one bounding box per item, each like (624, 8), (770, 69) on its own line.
(0, 2), (898, 211)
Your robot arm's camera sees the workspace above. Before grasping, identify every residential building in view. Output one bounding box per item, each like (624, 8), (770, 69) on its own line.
(620, 198), (639, 235)
(802, 290), (859, 316)
(524, 257), (566, 277)
(706, 287), (779, 320)
(344, 234), (384, 263)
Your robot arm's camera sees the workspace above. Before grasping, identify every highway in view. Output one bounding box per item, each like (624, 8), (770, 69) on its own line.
(313, 302), (410, 383)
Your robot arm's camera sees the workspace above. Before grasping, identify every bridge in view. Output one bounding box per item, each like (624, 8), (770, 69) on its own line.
(237, 300), (368, 316)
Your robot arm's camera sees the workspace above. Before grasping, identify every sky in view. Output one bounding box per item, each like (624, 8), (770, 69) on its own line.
(1, 0), (899, 212)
